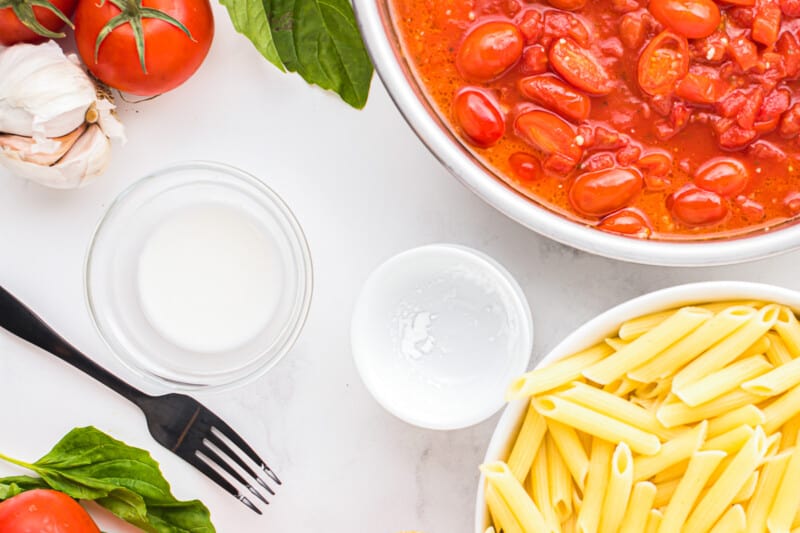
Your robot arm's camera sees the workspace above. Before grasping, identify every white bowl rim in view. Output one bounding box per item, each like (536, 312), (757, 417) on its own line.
(352, 0), (800, 267)
(351, 243), (534, 430)
(473, 281), (800, 532)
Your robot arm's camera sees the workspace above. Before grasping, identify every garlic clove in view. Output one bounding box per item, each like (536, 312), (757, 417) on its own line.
(0, 124), (86, 166)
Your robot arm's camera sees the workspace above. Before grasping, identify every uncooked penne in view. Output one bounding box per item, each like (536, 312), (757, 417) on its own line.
(683, 427), (766, 533)
(742, 356), (800, 397)
(658, 450), (727, 533)
(507, 402), (547, 482)
(763, 383), (800, 434)
(507, 344), (613, 399)
(766, 331), (794, 365)
(481, 462), (550, 533)
(598, 442), (633, 533)
(546, 418), (589, 491)
(584, 307), (712, 385)
(533, 396), (661, 455)
(618, 309), (675, 341)
(767, 438), (800, 533)
(781, 415), (800, 450)
(634, 421), (706, 482)
(645, 509), (662, 533)
(628, 306), (755, 383)
(709, 504), (746, 533)
(530, 443), (559, 531)
(706, 405), (765, 438)
(545, 435), (572, 522)
(656, 390), (761, 428)
(652, 459), (689, 484)
(577, 438), (613, 533)
(674, 355), (772, 407)
(605, 336), (630, 351)
(745, 451), (792, 533)
(673, 304), (779, 389)
(702, 424), (755, 454)
(732, 470), (758, 504)
(653, 478), (680, 508)
(619, 481), (656, 533)
(774, 306), (800, 355)
(486, 482), (524, 533)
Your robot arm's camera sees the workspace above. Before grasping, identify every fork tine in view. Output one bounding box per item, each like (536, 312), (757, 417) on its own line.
(206, 431), (276, 496)
(200, 441), (270, 505)
(185, 450), (263, 515)
(206, 414), (282, 485)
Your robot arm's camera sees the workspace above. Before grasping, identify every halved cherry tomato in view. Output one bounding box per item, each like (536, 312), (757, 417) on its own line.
(549, 38), (612, 95)
(0, 489), (100, 533)
(648, 0), (720, 39)
(456, 21), (524, 82)
(781, 0), (800, 16)
(785, 191), (800, 215)
(668, 185), (728, 225)
(752, 0), (782, 46)
(546, 0), (587, 10)
(637, 30), (690, 95)
(569, 167), (643, 216)
(509, 152), (541, 181)
(518, 75), (591, 122)
(694, 157), (750, 197)
(598, 208), (653, 237)
(515, 110), (583, 164)
(453, 88), (506, 147)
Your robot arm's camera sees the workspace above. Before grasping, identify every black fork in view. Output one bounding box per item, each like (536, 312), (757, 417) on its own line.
(0, 285), (280, 514)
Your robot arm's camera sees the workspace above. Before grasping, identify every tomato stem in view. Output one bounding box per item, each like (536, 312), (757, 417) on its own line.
(0, 0), (74, 38)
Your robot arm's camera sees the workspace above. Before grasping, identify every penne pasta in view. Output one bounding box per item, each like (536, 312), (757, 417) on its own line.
(628, 306), (755, 383)
(653, 478), (680, 508)
(652, 459), (689, 484)
(598, 443), (633, 533)
(745, 451), (792, 533)
(481, 462), (550, 533)
(700, 300), (763, 313)
(619, 481), (656, 533)
(576, 438), (613, 533)
(658, 450), (727, 533)
(702, 424), (755, 454)
(634, 421), (707, 482)
(742, 356), (800, 397)
(709, 504), (746, 533)
(732, 471), (758, 504)
(645, 509), (663, 533)
(738, 334), (771, 360)
(763, 383), (800, 434)
(545, 435), (573, 522)
(507, 344), (613, 400)
(706, 405), (765, 438)
(657, 389), (760, 427)
(781, 415), (800, 451)
(584, 307), (712, 385)
(530, 442), (560, 531)
(486, 482), (525, 533)
(767, 439), (800, 533)
(683, 427), (766, 533)
(774, 306), (800, 356)
(605, 336), (630, 351)
(766, 331), (793, 366)
(674, 355), (772, 407)
(673, 304), (779, 389)
(603, 378), (639, 397)
(533, 396), (661, 455)
(507, 402), (547, 482)
(546, 419), (589, 491)
(618, 309), (675, 341)
(633, 378), (672, 401)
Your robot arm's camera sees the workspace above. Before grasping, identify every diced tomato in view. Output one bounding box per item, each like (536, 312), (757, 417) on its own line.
(453, 89), (506, 147)
(549, 38), (613, 95)
(727, 36), (760, 71)
(668, 185), (728, 225)
(616, 143), (642, 166)
(598, 208), (653, 237)
(542, 11), (590, 47)
(785, 192), (800, 215)
(715, 121), (759, 149)
(692, 31), (728, 63)
(752, 0), (782, 46)
(569, 167), (644, 216)
(620, 10), (648, 49)
(521, 45), (550, 74)
(780, 0), (800, 16)
(638, 30), (690, 95)
(779, 103), (800, 138)
(611, 0), (641, 12)
(676, 71), (726, 103)
(777, 32), (800, 79)
(582, 152), (617, 172)
(456, 21), (524, 82)
(735, 196), (766, 222)
(717, 86), (764, 129)
(728, 6), (756, 26)
(545, 0), (587, 10)
(518, 9), (543, 44)
(757, 88), (791, 124)
(518, 75), (591, 121)
(508, 152), (542, 181)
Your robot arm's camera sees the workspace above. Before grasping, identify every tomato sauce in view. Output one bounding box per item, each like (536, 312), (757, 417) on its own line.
(390, 0), (800, 240)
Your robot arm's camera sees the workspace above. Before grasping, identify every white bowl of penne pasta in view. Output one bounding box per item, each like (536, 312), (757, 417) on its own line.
(476, 281), (800, 533)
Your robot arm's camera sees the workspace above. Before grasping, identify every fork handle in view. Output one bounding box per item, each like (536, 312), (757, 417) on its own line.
(0, 285), (151, 404)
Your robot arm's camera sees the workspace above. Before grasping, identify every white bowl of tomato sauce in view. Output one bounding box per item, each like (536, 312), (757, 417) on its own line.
(353, 0), (800, 266)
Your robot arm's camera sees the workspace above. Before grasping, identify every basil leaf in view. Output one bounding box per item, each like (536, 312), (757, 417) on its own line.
(219, 0), (285, 71)
(0, 476), (47, 499)
(264, 0), (374, 108)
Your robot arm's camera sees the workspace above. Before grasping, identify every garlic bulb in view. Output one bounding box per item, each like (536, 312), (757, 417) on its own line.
(0, 41), (125, 189)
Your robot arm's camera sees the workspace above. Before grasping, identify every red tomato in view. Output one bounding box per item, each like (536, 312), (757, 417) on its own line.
(0, 490), (100, 533)
(569, 167), (643, 216)
(515, 110), (583, 164)
(509, 152), (541, 181)
(598, 208), (653, 237)
(518, 75), (591, 122)
(0, 0), (77, 45)
(752, 0), (782, 46)
(456, 21), (524, 82)
(453, 89), (506, 147)
(694, 157), (750, 197)
(785, 191), (800, 215)
(521, 45), (549, 74)
(668, 185), (728, 225)
(517, 10), (543, 44)
(546, 0), (587, 10)
(648, 0), (720, 39)
(73, 0), (214, 95)
(638, 30), (689, 95)
(676, 72), (726, 104)
(549, 38), (612, 95)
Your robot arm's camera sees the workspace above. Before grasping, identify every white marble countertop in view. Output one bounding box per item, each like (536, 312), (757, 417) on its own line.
(1, 7), (800, 532)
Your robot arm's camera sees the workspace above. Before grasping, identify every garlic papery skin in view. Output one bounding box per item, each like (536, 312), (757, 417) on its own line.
(0, 41), (125, 189)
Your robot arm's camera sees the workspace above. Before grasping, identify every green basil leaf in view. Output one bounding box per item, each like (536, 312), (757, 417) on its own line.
(0, 476), (47, 499)
(264, 0), (374, 108)
(219, 0), (285, 71)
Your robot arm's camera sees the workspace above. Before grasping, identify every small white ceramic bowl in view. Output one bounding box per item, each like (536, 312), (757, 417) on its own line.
(351, 244), (533, 430)
(474, 281), (800, 532)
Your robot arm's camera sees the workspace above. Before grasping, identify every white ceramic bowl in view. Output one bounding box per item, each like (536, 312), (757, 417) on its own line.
(474, 281), (800, 532)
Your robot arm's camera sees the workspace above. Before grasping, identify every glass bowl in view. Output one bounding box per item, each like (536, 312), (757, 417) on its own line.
(85, 161), (313, 391)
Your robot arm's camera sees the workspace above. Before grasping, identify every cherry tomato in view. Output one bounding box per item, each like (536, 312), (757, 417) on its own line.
(668, 185), (728, 225)
(518, 75), (591, 122)
(569, 167), (643, 216)
(509, 152), (541, 182)
(453, 89), (506, 147)
(0, 0), (76, 45)
(521, 45), (549, 74)
(785, 192), (800, 215)
(515, 110), (583, 165)
(637, 30), (689, 95)
(648, 0), (720, 39)
(694, 157), (750, 197)
(598, 208), (653, 237)
(0, 489), (100, 533)
(549, 38), (613, 96)
(546, 0), (587, 10)
(456, 21), (524, 82)
(74, 0), (214, 95)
